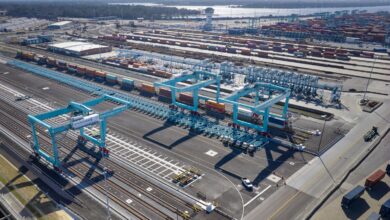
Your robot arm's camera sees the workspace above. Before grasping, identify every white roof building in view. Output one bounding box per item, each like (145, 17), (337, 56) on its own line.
(48, 41), (111, 56)
(47, 21), (72, 29)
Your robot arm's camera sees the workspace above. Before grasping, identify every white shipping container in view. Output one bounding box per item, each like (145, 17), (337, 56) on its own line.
(346, 37), (360, 43)
(71, 113), (100, 129)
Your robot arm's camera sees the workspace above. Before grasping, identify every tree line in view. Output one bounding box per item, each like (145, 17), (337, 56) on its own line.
(0, 1), (200, 20)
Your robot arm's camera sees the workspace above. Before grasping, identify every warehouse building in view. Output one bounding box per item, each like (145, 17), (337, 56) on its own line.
(47, 21), (72, 29)
(48, 41), (112, 57)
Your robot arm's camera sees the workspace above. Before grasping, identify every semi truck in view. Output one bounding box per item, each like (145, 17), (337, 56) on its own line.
(341, 185), (365, 209)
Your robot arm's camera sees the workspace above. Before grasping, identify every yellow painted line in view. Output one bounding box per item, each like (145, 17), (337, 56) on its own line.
(269, 190), (301, 220)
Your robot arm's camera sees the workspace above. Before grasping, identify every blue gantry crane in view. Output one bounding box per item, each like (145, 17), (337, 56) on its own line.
(28, 94), (131, 171)
(219, 83), (291, 133)
(154, 71), (221, 112)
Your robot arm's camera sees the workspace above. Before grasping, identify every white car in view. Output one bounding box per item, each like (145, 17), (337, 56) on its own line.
(242, 178), (253, 190)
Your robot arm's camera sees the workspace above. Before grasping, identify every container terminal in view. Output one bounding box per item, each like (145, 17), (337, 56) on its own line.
(0, 5), (389, 220)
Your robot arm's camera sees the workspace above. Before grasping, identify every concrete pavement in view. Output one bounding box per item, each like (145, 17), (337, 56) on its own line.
(245, 100), (390, 220)
(313, 134), (390, 220)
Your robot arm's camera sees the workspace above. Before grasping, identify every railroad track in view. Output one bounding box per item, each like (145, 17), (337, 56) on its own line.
(0, 76), (195, 216)
(0, 92), (193, 219)
(1, 44), (340, 120)
(0, 100), (162, 220)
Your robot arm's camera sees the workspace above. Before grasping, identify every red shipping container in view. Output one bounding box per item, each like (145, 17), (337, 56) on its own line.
(365, 169), (385, 190)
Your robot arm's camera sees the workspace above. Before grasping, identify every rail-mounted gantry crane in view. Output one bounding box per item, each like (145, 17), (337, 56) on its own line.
(28, 94), (131, 172)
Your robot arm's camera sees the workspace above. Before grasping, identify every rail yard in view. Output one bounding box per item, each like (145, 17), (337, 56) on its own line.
(0, 6), (389, 220)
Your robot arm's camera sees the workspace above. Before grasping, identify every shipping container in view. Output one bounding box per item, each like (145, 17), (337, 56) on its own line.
(120, 78), (134, 91)
(294, 51), (306, 58)
(247, 42), (257, 49)
(257, 52), (269, 58)
(273, 46), (283, 52)
(67, 64), (77, 73)
(241, 49), (251, 55)
(199, 44), (208, 49)
(36, 55), (47, 65)
(237, 107), (257, 122)
(19, 51), (35, 61)
(158, 88), (171, 98)
(76, 67), (86, 76)
(341, 185), (365, 209)
(208, 45), (217, 51)
(205, 100), (226, 113)
(133, 63), (143, 68)
(46, 58), (57, 67)
(362, 52), (374, 58)
(350, 50), (362, 56)
(180, 42), (188, 47)
(336, 54), (350, 60)
(95, 71), (106, 82)
(324, 52), (335, 59)
(259, 45), (270, 50)
(227, 48), (237, 54)
(57, 61), (67, 70)
(310, 50), (322, 57)
(380, 199), (390, 217)
(217, 46), (227, 52)
(324, 48), (336, 53)
(85, 69), (97, 78)
(140, 83), (155, 94)
(178, 93), (193, 105)
(269, 117), (287, 129)
(365, 169), (385, 190)
(373, 48), (387, 53)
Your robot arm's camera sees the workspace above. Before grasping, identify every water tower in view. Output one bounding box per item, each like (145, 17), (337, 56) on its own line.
(203, 7), (214, 31)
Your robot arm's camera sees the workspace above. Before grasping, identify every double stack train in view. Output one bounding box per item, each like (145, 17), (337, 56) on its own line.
(16, 50), (287, 130)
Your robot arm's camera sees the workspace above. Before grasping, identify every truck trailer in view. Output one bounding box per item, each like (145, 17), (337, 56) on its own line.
(341, 185), (365, 209)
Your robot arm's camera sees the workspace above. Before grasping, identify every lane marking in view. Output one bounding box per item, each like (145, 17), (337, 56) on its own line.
(244, 185), (272, 207)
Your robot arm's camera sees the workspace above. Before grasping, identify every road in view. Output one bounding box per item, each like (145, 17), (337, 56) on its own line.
(245, 100), (390, 220)
(312, 131), (390, 220)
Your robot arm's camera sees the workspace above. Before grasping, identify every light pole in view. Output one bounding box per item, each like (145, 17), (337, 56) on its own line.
(317, 114), (337, 185)
(317, 114), (327, 155)
(362, 55), (377, 103)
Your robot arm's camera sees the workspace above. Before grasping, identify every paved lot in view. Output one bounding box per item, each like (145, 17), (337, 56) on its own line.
(0, 63), (338, 218)
(313, 164), (390, 220)
(313, 131), (390, 220)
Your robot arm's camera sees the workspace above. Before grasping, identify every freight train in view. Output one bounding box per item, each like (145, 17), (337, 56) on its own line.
(16, 51), (288, 130)
(119, 31), (390, 62)
(16, 51), (134, 90)
(101, 33), (381, 61)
